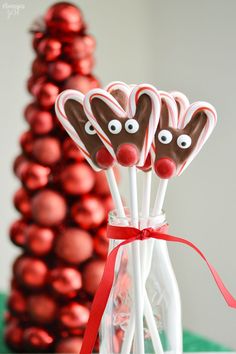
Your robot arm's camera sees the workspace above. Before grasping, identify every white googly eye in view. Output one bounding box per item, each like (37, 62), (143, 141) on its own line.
(125, 119), (139, 134)
(158, 130), (173, 144)
(85, 121), (96, 135)
(177, 134), (192, 149)
(108, 119), (122, 134)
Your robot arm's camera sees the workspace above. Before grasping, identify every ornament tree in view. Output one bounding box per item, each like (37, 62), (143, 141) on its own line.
(5, 3), (116, 353)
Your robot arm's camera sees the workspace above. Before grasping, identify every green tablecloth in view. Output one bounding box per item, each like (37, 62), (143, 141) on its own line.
(0, 293), (231, 353)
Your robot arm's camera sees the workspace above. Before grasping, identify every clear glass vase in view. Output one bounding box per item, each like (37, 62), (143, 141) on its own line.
(99, 209), (182, 354)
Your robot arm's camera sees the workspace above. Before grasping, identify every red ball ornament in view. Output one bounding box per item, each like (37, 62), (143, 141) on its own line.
(13, 155), (29, 179)
(4, 321), (24, 352)
(49, 267), (82, 298)
(55, 337), (83, 354)
(37, 38), (62, 61)
(55, 228), (93, 264)
(32, 189), (66, 226)
(64, 36), (95, 60)
(45, 3), (84, 34)
(71, 195), (105, 229)
(22, 163), (50, 190)
(32, 58), (47, 78)
(28, 76), (46, 96)
(94, 226), (109, 259)
(32, 31), (44, 51)
(27, 109), (54, 135)
(14, 257), (48, 289)
(9, 219), (27, 247)
(23, 327), (54, 352)
(64, 75), (100, 94)
(13, 188), (31, 218)
(7, 289), (26, 315)
(32, 136), (61, 166)
(62, 137), (84, 161)
(20, 131), (34, 155)
(27, 294), (57, 324)
(25, 224), (54, 256)
(59, 302), (89, 329)
(48, 60), (72, 82)
(73, 56), (95, 75)
(60, 163), (95, 195)
(82, 259), (105, 295)
(24, 102), (39, 122)
(36, 82), (59, 109)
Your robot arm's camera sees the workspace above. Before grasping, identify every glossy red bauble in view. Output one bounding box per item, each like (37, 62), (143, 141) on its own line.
(45, 3), (84, 34)
(64, 74), (100, 94)
(13, 155), (29, 179)
(82, 259), (105, 295)
(4, 321), (24, 351)
(25, 224), (54, 256)
(64, 35), (95, 60)
(20, 131), (34, 155)
(32, 136), (61, 166)
(49, 267), (82, 298)
(27, 294), (57, 324)
(23, 327), (54, 352)
(55, 228), (93, 264)
(14, 257), (48, 289)
(48, 60), (72, 82)
(60, 163), (95, 195)
(13, 188), (31, 218)
(9, 219), (27, 247)
(94, 226), (109, 259)
(22, 163), (50, 190)
(32, 189), (66, 226)
(36, 82), (59, 109)
(72, 195), (105, 229)
(55, 337), (83, 353)
(73, 56), (95, 75)
(62, 138), (84, 161)
(59, 302), (89, 329)
(27, 109), (54, 135)
(7, 289), (27, 316)
(32, 58), (47, 78)
(37, 38), (62, 61)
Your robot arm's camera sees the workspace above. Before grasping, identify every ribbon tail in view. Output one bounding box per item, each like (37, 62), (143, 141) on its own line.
(79, 237), (135, 354)
(152, 232), (236, 309)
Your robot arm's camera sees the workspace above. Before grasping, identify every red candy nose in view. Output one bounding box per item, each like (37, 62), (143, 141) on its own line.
(154, 158), (176, 179)
(96, 147), (114, 169)
(116, 144), (139, 167)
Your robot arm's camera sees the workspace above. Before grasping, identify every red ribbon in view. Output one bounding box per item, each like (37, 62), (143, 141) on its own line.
(80, 224), (236, 354)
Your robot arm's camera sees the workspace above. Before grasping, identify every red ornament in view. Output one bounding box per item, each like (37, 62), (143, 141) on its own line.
(64, 36), (95, 60)
(71, 195), (105, 229)
(32, 137), (61, 166)
(48, 60), (72, 82)
(64, 75), (100, 94)
(55, 337), (83, 354)
(32, 58), (47, 78)
(94, 226), (109, 259)
(14, 257), (48, 289)
(62, 137), (84, 161)
(22, 163), (50, 190)
(25, 224), (54, 256)
(32, 189), (66, 226)
(9, 219), (27, 247)
(36, 82), (59, 109)
(20, 131), (34, 155)
(55, 228), (93, 264)
(60, 163), (95, 195)
(45, 3), (84, 34)
(27, 109), (54, 135)
(27, 294), (57, 324)
(13, 188), (31, 218)
(37, 38), (62, 61)
(28, 76), (46, 96)
(24, 102), (39, 122)
(4, 321), (24, 352)
(59, 302), (89, 329)
(49, 267), (82, 298)
(13, 155), (29, 179)
(73, 56), (95, 75)
(23, 327), (54, 352)
(7, 289), (27, 316)
(82, 259), (105, 295)
(103, 195), (115, 215)
(32, 31), (44, 51)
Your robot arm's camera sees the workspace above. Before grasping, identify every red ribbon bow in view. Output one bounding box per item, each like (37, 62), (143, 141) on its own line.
(80, 224), (236, 354)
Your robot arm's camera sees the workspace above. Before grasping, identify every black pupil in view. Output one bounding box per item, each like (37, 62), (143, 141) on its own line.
(89, 125), (94, 131)
(181, 141), (186, 146)
(111, 125), (116, 131)
(161, 136), (167, 141)
(128, 124), (133, 130)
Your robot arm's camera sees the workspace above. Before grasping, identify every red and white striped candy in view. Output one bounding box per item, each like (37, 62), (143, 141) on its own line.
(170, 91), (190, 127)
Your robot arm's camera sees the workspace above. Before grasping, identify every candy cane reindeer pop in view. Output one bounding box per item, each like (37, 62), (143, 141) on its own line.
(84, 84), (161, 354)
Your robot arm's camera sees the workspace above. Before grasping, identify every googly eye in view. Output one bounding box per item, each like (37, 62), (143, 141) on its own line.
(177, 134), (192, 149)
(158, 130), (173, 144)
(125, 119), (139, 134)
(108, 119), (122, 134)
(85, 121), (96, 135)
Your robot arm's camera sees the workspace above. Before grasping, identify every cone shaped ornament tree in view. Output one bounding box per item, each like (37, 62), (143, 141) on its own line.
(5, 3), (116, 353)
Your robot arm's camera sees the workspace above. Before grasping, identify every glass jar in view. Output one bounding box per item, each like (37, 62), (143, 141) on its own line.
(99, 209), (182, 354)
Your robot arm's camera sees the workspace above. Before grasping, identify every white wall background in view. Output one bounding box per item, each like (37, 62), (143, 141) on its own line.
(1, 0), (236, 349)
